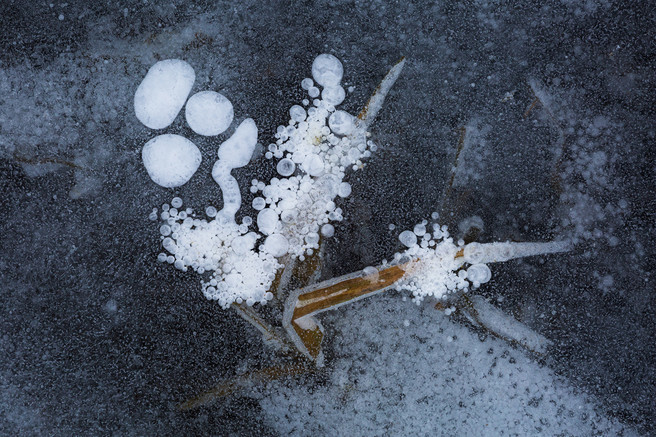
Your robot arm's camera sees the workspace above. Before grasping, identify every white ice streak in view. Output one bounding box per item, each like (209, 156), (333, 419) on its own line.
(466, 295), (552, 353)
(217, 118), (258, 168)
(463, 240), (571, 265)
(394, 220), (572, 303)
(359, 57), (406, 128)
(212, 118), (258, 221)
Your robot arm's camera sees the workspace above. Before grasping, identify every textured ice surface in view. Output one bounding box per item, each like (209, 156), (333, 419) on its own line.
(0, 1), (654, 435)
(141, 134), (201, 187)
(260, 295), (634, 436)
(185, 91), (234, 136)
(134, 59), (195, 129)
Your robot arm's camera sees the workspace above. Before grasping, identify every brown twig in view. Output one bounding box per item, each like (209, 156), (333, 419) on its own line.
(13, 153), (86, 171)
(178, 359), (314, 410)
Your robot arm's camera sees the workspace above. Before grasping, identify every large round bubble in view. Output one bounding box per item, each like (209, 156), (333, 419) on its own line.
(142, 134), (201, 188)
(312, 54), (343, 87)
(185, 91), (234, 136)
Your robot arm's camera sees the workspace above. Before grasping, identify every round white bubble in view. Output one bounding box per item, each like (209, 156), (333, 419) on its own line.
(321, 223), (335, 237)
(312, 54), (343, 87)
(305, 232), (320, 245)
(277, 158), (296, 177)
(142, 134), (201, 188)
(205, 206), (217, 217)
(303, 154), (325, 176)
(257, 208), (280, 235)
(289, 105), (306, 123)
(413, 223), (426, 236)
(134, 59), (195, 130)
(322, 86), (345, 106)
(252, 197), (266, 210)
(281, 209), (297, 223)
(171, 197), (183, 208)
(337, 182), (352, 198)
(399, 230), (417, 248)
(185, 91), (234, 136)
(263, 233), (289, 257)
(467, 263), (492, 284)
(301, 78), (314, 90)
(329, 110), (354, 136)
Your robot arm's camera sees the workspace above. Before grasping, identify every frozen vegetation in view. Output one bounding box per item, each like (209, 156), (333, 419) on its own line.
(0, 1), (654, 435)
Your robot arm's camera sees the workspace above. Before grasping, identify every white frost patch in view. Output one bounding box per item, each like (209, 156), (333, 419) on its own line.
(259, 295), (632, 436)
(157, 213), (279, 308)
(134, 59), (195, 129)
(394, 234), (468, 303)
(142, 134), (201, 188)
(185, 91), (234, 136)
(150, 54), (395, 300)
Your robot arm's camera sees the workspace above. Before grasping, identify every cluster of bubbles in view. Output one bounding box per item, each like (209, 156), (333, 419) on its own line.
(151, 197), (280, 308)
(247, 54), (376, 259)
(136, 59), (238, 189)
(390, 214), (492, 303)
(151, 54), (378, 307)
